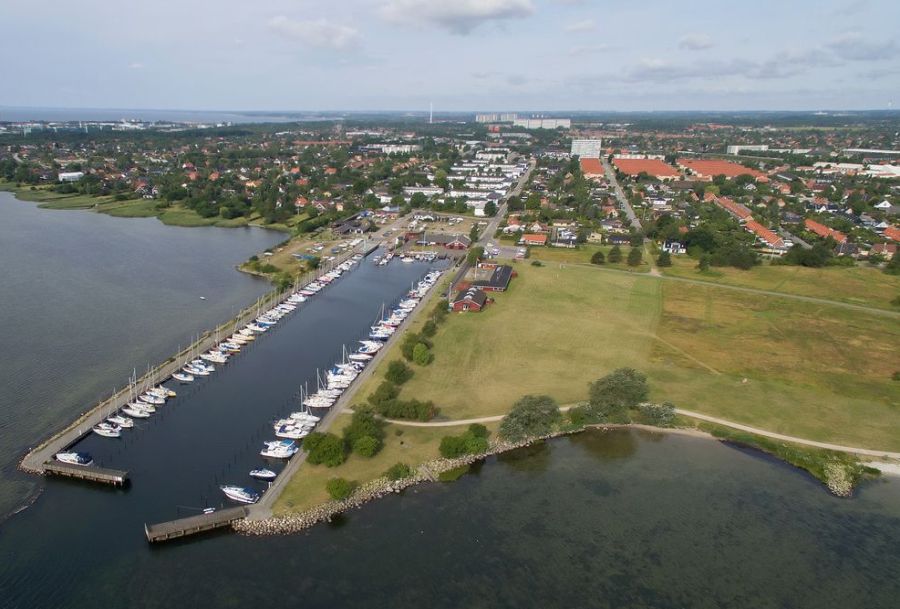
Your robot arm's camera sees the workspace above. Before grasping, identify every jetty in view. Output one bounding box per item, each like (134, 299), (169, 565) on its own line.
(19, 239), (380, 484)
(145, 506), (249, 543)
(43, 462), (128, 487)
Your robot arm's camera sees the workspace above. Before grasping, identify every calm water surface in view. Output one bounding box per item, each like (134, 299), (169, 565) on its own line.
(1, 193), (899, 609)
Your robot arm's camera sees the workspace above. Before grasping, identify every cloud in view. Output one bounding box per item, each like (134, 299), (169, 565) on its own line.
(378, 0), (535, 35)
(830, 0), (870, 16)
(826, 31), (898, 61)
(678, 34), (713, 51)
(128, 62), (144, 70)
(565, 19), (595, 33)
(268, 16), (360, 50)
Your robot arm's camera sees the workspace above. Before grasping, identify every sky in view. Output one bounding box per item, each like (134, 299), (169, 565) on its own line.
(1, 0), (899, 112)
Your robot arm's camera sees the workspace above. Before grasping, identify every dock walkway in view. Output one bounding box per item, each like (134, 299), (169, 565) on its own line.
(145, 506), (249, 542)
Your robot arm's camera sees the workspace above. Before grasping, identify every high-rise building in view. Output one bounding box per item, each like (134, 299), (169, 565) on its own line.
(570, 139), (603, 158)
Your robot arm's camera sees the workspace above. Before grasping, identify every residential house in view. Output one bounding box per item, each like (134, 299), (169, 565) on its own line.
(452, 288), (488, 312)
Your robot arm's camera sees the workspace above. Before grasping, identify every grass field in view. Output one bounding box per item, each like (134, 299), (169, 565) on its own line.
(398, 263), (900, 450)
(661, 254), (900, 310)
(528, 243), (652, 273)
(272, 419), (497, 514)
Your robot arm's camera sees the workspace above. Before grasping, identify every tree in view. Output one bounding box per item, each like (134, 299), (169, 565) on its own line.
(466, 246), (484, 266)
(627, 247), (643, 267)
(343, 410), (385, 458)
(608, 245), (623, 263)
(698, 254), (711, 272)
(385, 360), (413, 385)
(591, 250), (606, 265)
(412, 342), (434, 366)
(484, 201), (497, 217)
(439, 424), (490, 458)
(637, 402), (676, 427)
(326, 477), (355, 501)
(883, 255), (900, 276)
(469, 225), (480, 242)
(410, 192), (428, 208)
(304, 432), (347, 467)
(656, 251), (672, 267)
(587, 368), (648, 423)
(499, 395), (562, 442)
(385, 462), (413, 481)
(367, 381), (399, 407)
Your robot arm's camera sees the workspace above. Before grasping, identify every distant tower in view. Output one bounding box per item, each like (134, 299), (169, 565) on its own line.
(429, 102), (433, 125)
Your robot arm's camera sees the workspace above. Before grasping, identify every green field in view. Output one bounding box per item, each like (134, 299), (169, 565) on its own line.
(398, 264), (900, 450)
(528, 243), (652, 273)
(661, 254), (899, 310)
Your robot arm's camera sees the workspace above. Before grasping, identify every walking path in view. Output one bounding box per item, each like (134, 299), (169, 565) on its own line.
(377, 407), (900, 460)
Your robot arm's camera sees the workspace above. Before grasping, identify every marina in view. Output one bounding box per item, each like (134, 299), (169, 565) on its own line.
(18, 245), (380, 483)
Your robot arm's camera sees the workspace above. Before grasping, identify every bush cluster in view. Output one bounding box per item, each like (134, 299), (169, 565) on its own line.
(439, 424), (491, 458)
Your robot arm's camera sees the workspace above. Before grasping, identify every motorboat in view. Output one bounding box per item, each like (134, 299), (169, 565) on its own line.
(55, 451), (93, 466)
(260, 440), (298, 459)
(201, 352), (227, 364)
(184, 365), (209, 377)
(348, 352), (373, 362)
(220, 485), (260, 504)
(250, 468), (277, 481)
(107, 414), (134, 429)
(275, 424), (310, 440)
(92, 422), (121, 438)
(172, 371), (194, 383)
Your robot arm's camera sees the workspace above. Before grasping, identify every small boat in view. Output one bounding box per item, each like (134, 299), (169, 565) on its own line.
(55, 451), (93, 466)
(249, 468), (277, 481)
(260, 440), (298, 459)
(122, 404), (151, 418)
(220, 485), (260, 504)
(139, 393), (165, 406)
(172, 372), (194, 383)
(348, 352), (373, 362)
(92, 422), (121, 438)
(107, 414), (134, 429)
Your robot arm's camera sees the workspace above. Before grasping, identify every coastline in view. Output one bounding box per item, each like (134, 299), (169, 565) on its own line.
(235, 422), (891, 537)
(0, 181), (291, 231)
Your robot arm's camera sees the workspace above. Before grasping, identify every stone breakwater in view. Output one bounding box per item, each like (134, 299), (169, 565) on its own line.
(233, 437), (549, 536)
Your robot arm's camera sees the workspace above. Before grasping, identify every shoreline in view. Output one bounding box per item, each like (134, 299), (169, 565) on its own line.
(235, 422), (892, 537)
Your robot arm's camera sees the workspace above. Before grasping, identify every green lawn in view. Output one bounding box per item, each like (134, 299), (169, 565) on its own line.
(661, 254), (900, 310)
(399, 264), (900, 450)
(528, 243), (652, 273)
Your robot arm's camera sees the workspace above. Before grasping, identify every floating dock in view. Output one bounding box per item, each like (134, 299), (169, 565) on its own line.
(145, 506), (249, 543)
(43, 462), (129, 486)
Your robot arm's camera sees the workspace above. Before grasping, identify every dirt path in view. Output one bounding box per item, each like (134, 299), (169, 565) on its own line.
(378, 407), (900, 459)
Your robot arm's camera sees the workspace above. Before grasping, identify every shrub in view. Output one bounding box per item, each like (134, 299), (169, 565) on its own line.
(385, 462), (413, 481)
(377, 398), (438, 421)
(656, 251), (672, 267)
(439, 425), (490, 458)
(499, 395), (561, 442)
(352, 435), (381, 458)
(531, 260), (543, 267)
(343, 411), (385, 455)
(401, 333), (430, 360)
(627, 247), (643, 267)
(305, 433), (347, 467)
(367, 381), (399, 408)
(412, 342), (434, 366)
(591, 251), (606, 265)
(326, 477), (355, 501)
(385, 360), (413, 385)
(608, 245), (623, 263)
(422, 319), (438, 337)
(637, 402), (676, 427)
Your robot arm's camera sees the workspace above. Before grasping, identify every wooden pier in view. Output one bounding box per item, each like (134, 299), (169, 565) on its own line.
(43, 462), (129, 487)
(145, 506), (249, 543)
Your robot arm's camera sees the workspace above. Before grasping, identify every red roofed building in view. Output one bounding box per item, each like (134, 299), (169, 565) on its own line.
(745, 220), (786, 251)
(677, 158), (766, 181)
(520, 234), (548, 246)
(804, 218), (847, 244)
(884, 226), (900, 242)
(711, 196), (753, 221)
(580, 158), (605, 178)
(613, 157), (680, 180)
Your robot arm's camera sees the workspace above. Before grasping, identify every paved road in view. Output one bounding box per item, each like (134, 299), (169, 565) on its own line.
(602, 157), (642, 232)
(377, 407), (900, 459)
